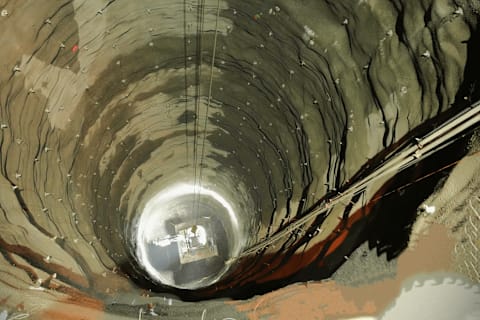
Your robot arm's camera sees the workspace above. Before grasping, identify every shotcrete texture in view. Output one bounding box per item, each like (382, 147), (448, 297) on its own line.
(0, 0), (479, 317)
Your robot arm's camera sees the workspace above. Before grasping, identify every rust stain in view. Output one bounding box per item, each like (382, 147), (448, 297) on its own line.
(233, 280), (377, 320)
(249, 199), (371, 284)
(0, 235), (107, 319)
(15, 302), (25, 312)
(230, 221), (455, 320)
(0, 296), (10, 305)
(0, 236), (89, 289)
(324, 229), (348, 257)
(216, 175), (391, 292)
(35, 291), (104, 320)
(38, 307), (104, 320)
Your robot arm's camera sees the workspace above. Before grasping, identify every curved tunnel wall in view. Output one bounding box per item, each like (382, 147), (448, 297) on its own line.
(0, 0), (479, 306)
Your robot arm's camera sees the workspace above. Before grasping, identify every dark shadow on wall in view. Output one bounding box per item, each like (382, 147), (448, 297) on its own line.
(117, 119), (474, 301)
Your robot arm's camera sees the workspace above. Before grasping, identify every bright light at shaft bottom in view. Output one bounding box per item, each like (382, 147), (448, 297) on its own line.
(134, 183), (243, 290)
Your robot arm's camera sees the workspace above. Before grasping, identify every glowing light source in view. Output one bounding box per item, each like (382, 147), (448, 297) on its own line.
(134, 183), (241, 289)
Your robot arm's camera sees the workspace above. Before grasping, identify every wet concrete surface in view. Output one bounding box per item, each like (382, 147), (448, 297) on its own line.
(0, 0), (479, 318)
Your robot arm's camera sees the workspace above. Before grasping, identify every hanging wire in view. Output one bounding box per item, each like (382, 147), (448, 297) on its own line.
(192, 0), (206, 216)
(195, 0), (222, 218)
(183, 0), (189, 166)
(190, 0), (221, 225)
